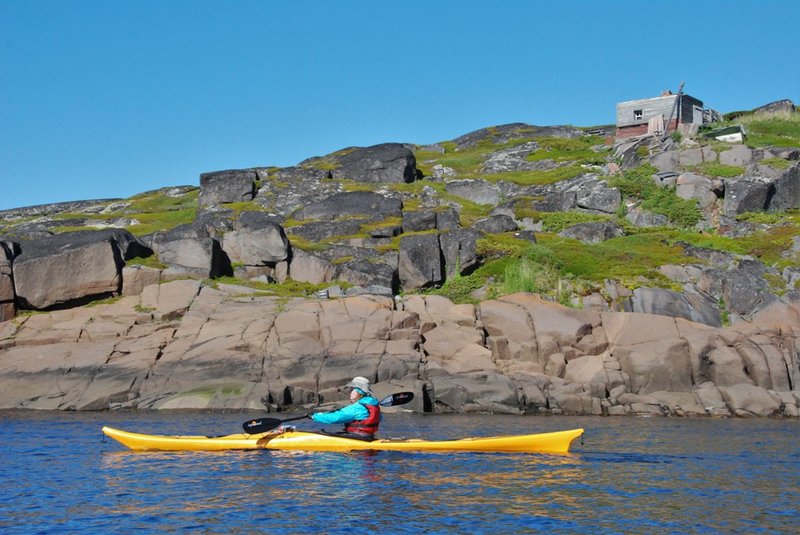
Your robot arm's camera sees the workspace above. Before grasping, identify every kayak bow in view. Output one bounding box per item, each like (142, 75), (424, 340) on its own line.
(102, 426), (584, 454)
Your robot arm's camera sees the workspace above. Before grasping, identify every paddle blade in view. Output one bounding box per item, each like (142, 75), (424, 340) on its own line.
(243, 417), (282, 434)
(379, 391), (414, 407)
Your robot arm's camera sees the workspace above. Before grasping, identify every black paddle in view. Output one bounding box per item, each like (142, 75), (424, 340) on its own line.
(242, 391), (415, 434)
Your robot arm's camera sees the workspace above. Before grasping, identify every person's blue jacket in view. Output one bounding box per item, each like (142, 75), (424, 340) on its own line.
(310, 396), (380, 425)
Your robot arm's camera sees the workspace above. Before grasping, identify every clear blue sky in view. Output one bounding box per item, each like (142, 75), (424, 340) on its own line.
(1, 0), (798, 211)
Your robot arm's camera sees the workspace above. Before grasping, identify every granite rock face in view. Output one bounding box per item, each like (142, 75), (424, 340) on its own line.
(1, 287), (797, 418)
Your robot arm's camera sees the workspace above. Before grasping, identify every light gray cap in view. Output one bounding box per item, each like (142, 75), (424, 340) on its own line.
(345, 376), (372, 395)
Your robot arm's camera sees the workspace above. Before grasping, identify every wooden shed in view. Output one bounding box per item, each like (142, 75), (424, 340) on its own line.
(616, 91), (705, 139)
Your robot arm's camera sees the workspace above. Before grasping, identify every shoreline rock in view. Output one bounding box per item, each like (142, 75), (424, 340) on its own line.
(1, 282), (796, 417)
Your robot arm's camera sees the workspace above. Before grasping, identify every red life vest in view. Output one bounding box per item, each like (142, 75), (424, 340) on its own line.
(344, 402), (381, 437)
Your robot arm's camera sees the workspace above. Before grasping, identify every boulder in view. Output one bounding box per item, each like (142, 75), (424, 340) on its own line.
(559, 221), (623, 243)
(502, 293), (596, 343)
(148, 223), (230, 278)
(331, 143), (417, 184)
(678, 146), (717, 167)
(439, 229), (479, 278)
(12, 230), (149, 310)
(718, 145), (753, 167)
(402, 210), (437, 232)
(436, 208), (461, 232)
(398, 234), (443, 290)
(479, 297), (542, 372)
(574, 177), (622, 213)
(626, 207), (670, 227)
(767, 164), (800, 212)
(473, 214), (517, 233)
(198, 169), (257, 207)
(332, 257), (397, 292)
(532, 191), (577, 212)
(289, 249), (335, 285)
(222, 212), (289, 265)
(445, 179), (502, 205)
(676, 173), (718, 208)
(423, 323), (492, 372)
(718, 383), (781, 416)
(723, 177), (772, 216)
(650, 151), (679, 173)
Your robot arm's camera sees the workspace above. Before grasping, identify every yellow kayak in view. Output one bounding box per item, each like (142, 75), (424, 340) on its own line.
(102, 426), (584, 454)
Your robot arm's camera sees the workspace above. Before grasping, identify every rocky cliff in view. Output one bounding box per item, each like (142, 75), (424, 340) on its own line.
(0, 281), (797, 417)
(1, 103), (799, 416)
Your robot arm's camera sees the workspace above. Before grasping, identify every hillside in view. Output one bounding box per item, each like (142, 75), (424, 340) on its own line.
(1, 101), (799, 418)
(1, 102), (798, 326)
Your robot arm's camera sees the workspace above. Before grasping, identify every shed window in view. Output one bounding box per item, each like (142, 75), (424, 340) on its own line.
(634, 109), (643, 121)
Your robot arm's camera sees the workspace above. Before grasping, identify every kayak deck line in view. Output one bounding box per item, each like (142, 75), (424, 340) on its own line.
(102, 426), (584, 454)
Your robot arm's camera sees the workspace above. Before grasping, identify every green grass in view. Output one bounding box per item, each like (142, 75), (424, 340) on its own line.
(537, 211), (613, 233)
(534, 233), (688, 286)
(220, 201), (268, 217)
(286, 235), (331, 252)
(760, 157), (793, 170)
(86, 295), (125, 307)
(502, 256), (560, 295)
(211, 276), (351, 297)
(431, 230), (696, 304)
(96, 189), (202, 236)
(526, 135), (607, 164)
(127, 255), (168, 270)
(741, 111), (800, 148)
(127, 188), (199, 213)
(693, 162), (745, 178)
(609, 164), (702, 227)
(125, 208), (198, 236)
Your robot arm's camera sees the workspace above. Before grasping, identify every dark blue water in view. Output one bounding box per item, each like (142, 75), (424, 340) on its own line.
(1, 412), (798, 534)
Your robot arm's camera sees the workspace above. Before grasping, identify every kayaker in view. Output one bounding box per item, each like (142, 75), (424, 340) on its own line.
(310, 376), (381, 440)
